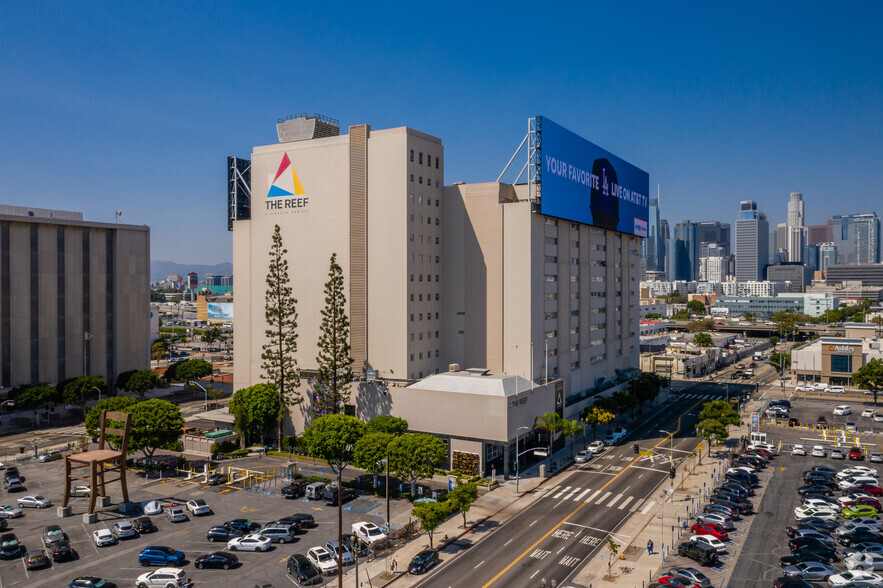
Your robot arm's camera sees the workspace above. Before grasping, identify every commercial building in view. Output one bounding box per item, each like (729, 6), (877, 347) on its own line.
(735, 201), (769, 281)
(831, 213), (881, 265)
(0, 206), (150, 391)
(766, 263), (813, 292)
(715, 293), (836, 318)
(826, 264), (883, 288)
(806, 283), (883, 303)
(786, 191), (805, 262)
(232, 115), (642, 460)
(792, 334), (883, 386)
(819, 242), (838, 272)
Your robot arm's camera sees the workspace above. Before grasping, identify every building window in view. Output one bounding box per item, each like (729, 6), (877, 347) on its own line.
(419, 177), (423, 184)
(545, 330), (557, 338)
(571, 258), (579, 265)
(435, 275), (440, 281)
(435, 350), (439, 357)
(435, 237), (439, 244)
(419, 352), (423, 360)
(831, 354), (853, 373)
(435, 312), (439, 319)
(570, 344), (579, 352)
(410, 354), (414, 361)
(545, 275), (558, 282)
(410, 274), (414, 282)
(410, 314), (414, 322)
(436, 158), (439, 169)
(571, 361), (580, 370)
(418, 313), (423, 321)
(570, 292), (579, 300)
(544, 293), (558, 301)
(545, 218), (557, 226)
(435, 256), (440, 263)
(409, 214), (414, 222)
(571, 275), (578, 282)
(435, 331), (439, 338)
(545, 311), (558, 320)
(419, 152), (423, 164)
(419, 275), (423, 282)
(547, 348), (558, 357)
(409, 234), (414, 242)
(545, 237), (558, 245)
(591, 338), (606, 346)
(418, 215), (423, 224)
(570, 309), (579, 317)
(435, 199), (439, 207)
(418, 294), (423, 301)
(410, 150), (414, 162)
(435, 218), (439, 225)
(545, 256), (558, 264)
(418, 255), (423, 262)
(410, 174), (414, 182)
(410, 294), (414, 302)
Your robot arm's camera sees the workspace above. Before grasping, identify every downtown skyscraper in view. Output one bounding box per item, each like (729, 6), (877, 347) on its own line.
(735, 200), (769, 281)
(786, 191), (805, 262)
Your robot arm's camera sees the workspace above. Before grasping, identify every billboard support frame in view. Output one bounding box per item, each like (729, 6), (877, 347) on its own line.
(528, 116), (542, 203)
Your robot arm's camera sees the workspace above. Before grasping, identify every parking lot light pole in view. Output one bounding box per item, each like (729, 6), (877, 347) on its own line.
(91, 386), (103, 403)
(188, 381), (207, 411)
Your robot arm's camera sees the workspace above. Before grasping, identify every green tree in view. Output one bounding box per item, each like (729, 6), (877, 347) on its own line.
(560, 419), (583, 457)
(313, 253), (354, 416)
(672, 310), (689, 320)
(200, 327), (222, 346)
(693, 332), (714, 347)
(769, 335), (780, 346)
(699, 400), (741, 427)
(687, 319), (714, 333)
(366, 415), (409, 436)
(303, 414), (366, 586)
(151, 340), (168, 361)
(584, 406), (615, 441)
(744, 312), (755, 321)
(389, 433), (447, 496)
(175, 358), (214, 382)
(643, 313), (662, 319)
(353, 432), (395, 488)
(116, 369), (161, 401)
(229, 384), (283, 448)
(447, 482), (478, 528)
(11, 384), (59, 426)
(854, 359), (883, 406)
(687, 300), (706, 315)
(532, 412), (563, 460)
(57, 376), (106, 417)
(261, 224), (302, 447)
(665, 293), (687, 304)
(696, 418), (729, 447)
(606, 538), (620, 565)
(84, 397), (140, 449)
(128, 399), (185, 459)
(769, 351), (791, 370)
(412, 501), (451, 549)
(610, 390), (636, 420)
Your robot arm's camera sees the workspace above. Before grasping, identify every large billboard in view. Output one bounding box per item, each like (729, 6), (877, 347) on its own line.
(540, 117), (649, 237)
(207, 303), (234, 320)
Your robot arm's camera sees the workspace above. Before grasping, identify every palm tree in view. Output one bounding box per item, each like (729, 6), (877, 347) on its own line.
(559, 419), (583, 457)
(533, 412), (563, 466)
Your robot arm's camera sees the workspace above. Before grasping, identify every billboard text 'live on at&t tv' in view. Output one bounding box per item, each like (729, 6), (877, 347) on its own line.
(540, 117), (650, 238)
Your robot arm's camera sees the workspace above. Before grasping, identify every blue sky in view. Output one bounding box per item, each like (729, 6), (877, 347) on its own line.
(2, 1), (881, 263)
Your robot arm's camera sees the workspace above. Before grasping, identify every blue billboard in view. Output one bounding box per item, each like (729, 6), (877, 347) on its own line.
(540, 117), (649, 237)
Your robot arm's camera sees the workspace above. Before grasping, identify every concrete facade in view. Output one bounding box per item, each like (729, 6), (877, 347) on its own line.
(0, 208), (150, 391)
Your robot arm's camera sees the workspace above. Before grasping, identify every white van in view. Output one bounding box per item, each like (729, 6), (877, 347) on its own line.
(305, 482), (327, 500)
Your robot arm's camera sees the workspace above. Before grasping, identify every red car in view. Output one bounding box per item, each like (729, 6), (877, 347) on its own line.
(858, 484), (883, 496)
(655, 576), (701, 588)
(849, 448), (865, 461)
(689, 522), (729, 541)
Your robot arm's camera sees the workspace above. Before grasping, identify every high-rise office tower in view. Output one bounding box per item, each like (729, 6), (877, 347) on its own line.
(665, 238), (691, 281)
(768, 229), (778, 265)
(644, 197), (660, 272)
(658, 219), (670, 274)
(696, 221), (730, 258)
(803, 244), (820, 272)
(735, 201), (769, 282)
(830, 213), (881, 264)
(819, 242), (837, 272)
(786, 192), (805, 262)
(675, 221), (699, 280)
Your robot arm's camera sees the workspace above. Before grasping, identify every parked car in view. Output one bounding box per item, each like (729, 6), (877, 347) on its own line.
(134, 517), (157, 534)
(843, 505), (882, 520)
(790, 543), (839, 563)
(850, 447), (866, 461)
(307, 546), (339, 575)
(186, 499), (211, 516)
(575, 450), (592, 463)
(812, 446), (828, 458)
(690, 523), (728, 541)
(207, 525), (244, 542)
(17, 495), (51, 509)
(669, 567), (712, 588)
(194, 551), (238, 569)
(324, 540), (355, 565)
(781, 561), (837, 581)
(587, 440), (605, 454)
(286, 513), (316, 529)
(42, 525), (67, 547)
(111, 521), (136, 540)
(281, 481), (307, 498)
(224, 519), (262, 534)
(845, 552), (883, 571)
(0, 505), (22, 519)
(689, 534), (726, 554)
(25, 550), (50, 570)
(206, 473), (226, 485)
(49, 540), (73, 561)
(66, 578), (116, 588)
(676, 541), (719, 566)
(227, 534), (272, 552)
(92, 529), (116, 547)
(408, 549), (440, 574)
(287, 553), (322, 585)
(137, 546), (186, 566)
(838, 530), (883, 547)
(260, 525), (298, 544)
(834, 406), (853, 416)
(164, 506), (188, 523)
(70, 485), (91, 497)
(352, 521), (387, 544)
(870, 452), (883, 463)
(828, 570), (883, 585)
(793, 445), (807, 456)
(0, 533), (21, 559)
(694, 512), (735, 530)
(324, 487), (357, 506)
(832, 448), (847, 460)
(38, 450), (62, 463)
(134, 568), (190, 588)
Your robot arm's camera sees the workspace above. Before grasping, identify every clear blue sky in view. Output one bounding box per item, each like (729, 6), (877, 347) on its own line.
(2, 1), (881, 263)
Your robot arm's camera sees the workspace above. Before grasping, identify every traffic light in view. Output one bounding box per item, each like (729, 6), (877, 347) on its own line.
(634, 443), (640, 454)
(669, 468), (676, 479)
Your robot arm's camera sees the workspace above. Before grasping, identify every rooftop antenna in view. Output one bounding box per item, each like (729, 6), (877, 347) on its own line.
(115, 211), (122, 224)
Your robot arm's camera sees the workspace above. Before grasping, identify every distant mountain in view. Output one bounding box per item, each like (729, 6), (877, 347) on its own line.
(151, 260), (233, 283)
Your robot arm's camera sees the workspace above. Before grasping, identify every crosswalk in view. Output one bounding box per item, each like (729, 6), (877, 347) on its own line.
(678, 393), (728, 401)
(543, 484), (655, 513)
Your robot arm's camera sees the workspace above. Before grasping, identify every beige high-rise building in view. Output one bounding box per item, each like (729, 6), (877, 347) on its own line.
(0, 206), (150, 391)
(233, 116), (640, 435)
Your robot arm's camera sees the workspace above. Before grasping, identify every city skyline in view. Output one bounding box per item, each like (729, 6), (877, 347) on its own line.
(2, 2), (881, 264)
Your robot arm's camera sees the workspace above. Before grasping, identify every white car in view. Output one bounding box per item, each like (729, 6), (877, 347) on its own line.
(815, 383), (831, 391)
(837, 523), (882, 536)
(186, 499), (211, 516)
(838, 467), (878, 479)
(227, 533), (272, 552)
(874, 415), (883, 424)
(727, 467), (755, 476)
(0, 504), (23, 518)
(69, 485), (91, 497)
(587, 441), (605, 454)
(92, 528), (116, 546)
(846, 423), (858, 433)
(871, 452), (883, 463)
(307, 546), (339, 575)
(574, 450), (592, 463)
(135, 568), (190, 588)
(142, 500), (162, 515)
(750, 442), (778, 455)
(830, 386), (847, 394)
(351, 521), (387, 545)
(828, 570), (883, 586)
(689, 534), (726, 553)
(812, 446), (828, 458)
(111, 520), (136, 539)
(845, 552), (883, 571)
(795, 506), (838, 521)
(840, 476), (880, 490)
(863, 409), (878, 418)
(793, 444), (807, 456)
(834, 405), (853, 416)
(803, 498), (839, 510)
(695, 512), (736, 530)
(16, 495), (51, 509)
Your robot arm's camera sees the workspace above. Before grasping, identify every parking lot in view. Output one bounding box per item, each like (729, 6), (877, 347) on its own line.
(0, 455), (404, 586)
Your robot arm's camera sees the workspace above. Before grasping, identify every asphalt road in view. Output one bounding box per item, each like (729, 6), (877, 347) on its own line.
(413, 382), (742, 588)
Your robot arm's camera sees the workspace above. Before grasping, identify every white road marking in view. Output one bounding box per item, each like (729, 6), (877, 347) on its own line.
(606, 494), (623, 508)
(641, 500), (657, 515)
(630, 498), (644, 512)
(595, 491), (612, 505)
(553, 486), (572, 499)
(585, 490), (601, 503)
(618, 496), (634, 510)
(574, 488), (592, 502)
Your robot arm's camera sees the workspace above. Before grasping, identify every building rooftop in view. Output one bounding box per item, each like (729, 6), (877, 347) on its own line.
(407, 370), (535, 397)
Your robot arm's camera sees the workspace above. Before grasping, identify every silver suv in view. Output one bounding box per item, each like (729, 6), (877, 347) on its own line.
(135, 567), (189, 587)
(259, 525), (297, 543)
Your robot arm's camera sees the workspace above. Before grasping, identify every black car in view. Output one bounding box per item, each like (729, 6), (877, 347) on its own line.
(797, 485), (833, 496)
(713, 489), (751, 504)
(134, 517), (157, 534)
(838, 530), (883, 547)
(787, 418), (801, 427)
(324, 488), (357, 506)
(785, 525), (831, 539)
(194, 551), (239, 569)
(4, 467), (23, 481)
(773, 578), (813, 588)
(788, 536), (833, 551)
(223, 519), (261, 534)
(285, 513), (316, 529)
(50, 540), (74, 561)
(804, 471), (834, 481)
(791, 543), (838, 562)
(281, 481), (307, 499)
(779, 553), (827, 567)
(207, 473), (226, 486)
(0, 533), (21, 559)
(0, 519), (6, 532)
(725, 472), (759, 486)
(811, 466), (837, 476)
(710, 496), (752, 514)
(67, 578), (116, 588)
(717, 485), (750, 499)
(806, 480), (838, 492)
(677, 541), (719, 566)
(408, 549), (439, 574)
(703, 503), (742, 520)
(799, 517), (840, 532)
(287, 553), (322, 585)
(207, 525), (245, 542)
(724, 480), (755, 495)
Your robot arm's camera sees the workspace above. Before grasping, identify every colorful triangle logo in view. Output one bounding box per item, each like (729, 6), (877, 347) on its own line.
(267, 153), (306, 197)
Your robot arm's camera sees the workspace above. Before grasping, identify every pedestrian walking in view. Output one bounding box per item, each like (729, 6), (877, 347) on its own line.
(391, 558), (397, 573)
(647, 539), (654, 555)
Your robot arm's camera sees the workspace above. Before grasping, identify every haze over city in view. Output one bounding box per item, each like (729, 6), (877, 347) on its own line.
(2, 1), (881, 264)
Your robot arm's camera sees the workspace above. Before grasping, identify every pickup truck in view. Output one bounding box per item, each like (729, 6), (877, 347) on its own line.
(351, 522), (387, 545)
(603, 427), (628, 446)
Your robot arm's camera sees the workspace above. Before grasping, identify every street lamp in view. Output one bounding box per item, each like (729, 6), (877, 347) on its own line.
(659, 429), (675, 563)
(659, 430), (675, 488)
(92, 387), (103, 403)
(514, 425), (531, 493)
(188, 381), (207, 411)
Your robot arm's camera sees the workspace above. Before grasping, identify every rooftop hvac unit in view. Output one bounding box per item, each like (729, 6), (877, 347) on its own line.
(448, 363), (461, 372)
(871, 343), (880, 350)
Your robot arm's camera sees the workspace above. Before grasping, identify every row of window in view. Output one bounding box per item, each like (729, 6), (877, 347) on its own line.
(410, 312), (440, 321)
(409, 254), (440, 263)
(410, 234), (440, 245)
(410, 350), (440, 361)
(409, 214), (440, 225)
(409, 150), (440, 169)
(410, 274), (440, 282)
(409, 195), (440, 207)
(410, 293), (439, 302)
(409, 331), (440, 341)
(410, 175), (439, 187)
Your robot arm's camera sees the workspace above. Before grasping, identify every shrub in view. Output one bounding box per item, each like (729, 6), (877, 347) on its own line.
(210, 442), (221, 455)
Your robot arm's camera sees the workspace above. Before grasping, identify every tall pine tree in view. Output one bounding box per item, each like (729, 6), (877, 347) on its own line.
(313, 253), (354, 415)
(261, 224), (301, 446)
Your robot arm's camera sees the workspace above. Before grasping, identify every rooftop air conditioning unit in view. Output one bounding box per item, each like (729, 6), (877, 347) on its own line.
(449, 363), (461, 372)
